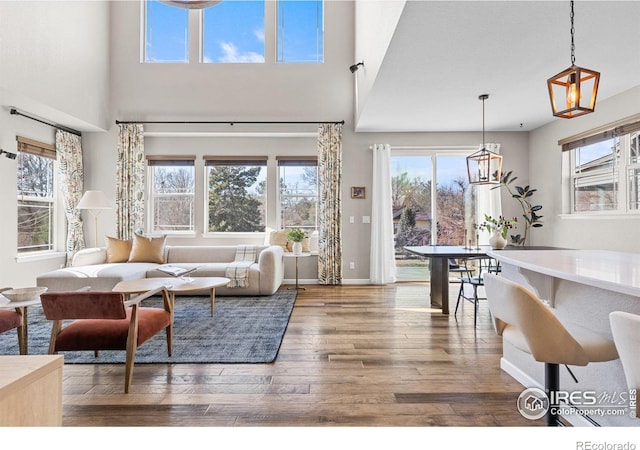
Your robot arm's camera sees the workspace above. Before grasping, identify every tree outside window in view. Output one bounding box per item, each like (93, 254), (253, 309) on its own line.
(278, 158), (317, 232)
(206, 160), (266, 232)
(17, 151), (55, 253)
(148, 160), (195, 233)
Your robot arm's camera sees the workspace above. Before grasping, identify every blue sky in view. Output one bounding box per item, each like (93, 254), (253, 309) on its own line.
(146, 0), (322, 63)
(392, 155), (469, 189)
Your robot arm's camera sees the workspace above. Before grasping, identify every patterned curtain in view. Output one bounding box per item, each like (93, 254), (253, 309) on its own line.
(116, 124), (145, 240)
(56, 130), (84, 264)
(317, 123), (343, 285)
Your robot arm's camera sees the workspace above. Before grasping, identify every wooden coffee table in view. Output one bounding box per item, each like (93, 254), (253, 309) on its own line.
(113, 277), (230, 317)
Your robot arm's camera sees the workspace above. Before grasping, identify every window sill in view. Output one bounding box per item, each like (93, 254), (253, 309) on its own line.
(15, 251), (66, 264)
(559, 213), (640, 220)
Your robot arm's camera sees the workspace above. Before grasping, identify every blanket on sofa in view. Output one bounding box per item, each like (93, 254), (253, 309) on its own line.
(225, 245), (257, 288)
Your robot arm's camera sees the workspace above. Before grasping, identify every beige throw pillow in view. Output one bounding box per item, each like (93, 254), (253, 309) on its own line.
(105, 236), (133, 263)
(269, 230), (289, 251)
(128, 234), (167, 264)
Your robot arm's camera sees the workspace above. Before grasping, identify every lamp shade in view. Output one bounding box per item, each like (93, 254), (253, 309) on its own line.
(77, 190), (112, 210)
(547, 64), (600, 119)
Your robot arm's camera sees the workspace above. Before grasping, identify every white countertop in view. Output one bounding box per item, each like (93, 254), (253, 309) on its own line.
(487, 249), (640, 298)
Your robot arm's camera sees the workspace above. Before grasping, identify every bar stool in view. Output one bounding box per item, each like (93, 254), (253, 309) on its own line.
(609, 311), (640, 418)
(483, 274), (619, 426)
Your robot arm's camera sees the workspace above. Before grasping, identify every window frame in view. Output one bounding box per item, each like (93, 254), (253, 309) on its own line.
(142, 0), (190, 64)
(562, 115), (640, 216)
(16, 136), (58, 255)
(276, 156), (318, 232)
(203, 156), (268, 235)
(146, 155), (197, 235)
(276, 0), (324, 64)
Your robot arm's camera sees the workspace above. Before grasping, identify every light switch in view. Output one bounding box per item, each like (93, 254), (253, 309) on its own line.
(349, 216), (355, 223)
(362, 216), (370, 224)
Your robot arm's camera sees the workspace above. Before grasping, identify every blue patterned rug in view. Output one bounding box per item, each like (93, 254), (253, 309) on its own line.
(0, 290), (296, 364)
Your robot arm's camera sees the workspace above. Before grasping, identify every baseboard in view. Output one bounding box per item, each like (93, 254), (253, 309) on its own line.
(283, 279), (372, 285)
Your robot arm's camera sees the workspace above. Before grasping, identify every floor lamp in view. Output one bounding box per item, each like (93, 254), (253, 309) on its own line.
(77, 190), (112, 248)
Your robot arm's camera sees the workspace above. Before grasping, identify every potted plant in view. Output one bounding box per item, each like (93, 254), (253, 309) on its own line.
(477, 214), (517, 249)
(287, 227), (307, 255)
(493, 170), (544, 245)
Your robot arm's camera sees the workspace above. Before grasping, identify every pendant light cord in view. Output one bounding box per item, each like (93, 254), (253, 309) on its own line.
(570, 0), (575, 65)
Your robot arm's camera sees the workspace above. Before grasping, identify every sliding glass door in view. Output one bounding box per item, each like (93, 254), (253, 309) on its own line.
(392, 150), (477, 281)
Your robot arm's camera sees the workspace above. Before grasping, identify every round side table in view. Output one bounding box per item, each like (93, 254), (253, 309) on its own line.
(284, 253), (311, 291)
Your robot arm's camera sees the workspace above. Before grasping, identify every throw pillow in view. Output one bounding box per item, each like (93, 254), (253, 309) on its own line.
(105, 236), (133, 263)
(269, 230), (289, 251)
(128, 234), (167, 264)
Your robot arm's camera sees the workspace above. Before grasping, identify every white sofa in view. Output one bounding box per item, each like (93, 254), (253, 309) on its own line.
(36, 245), (285, 296)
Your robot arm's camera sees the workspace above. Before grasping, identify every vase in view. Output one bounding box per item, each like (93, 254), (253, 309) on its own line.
(292, 242), (303, 255)
(489, 231), (507, 250)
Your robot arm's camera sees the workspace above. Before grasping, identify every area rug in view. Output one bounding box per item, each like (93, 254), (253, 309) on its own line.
(0, 290), (296, 364)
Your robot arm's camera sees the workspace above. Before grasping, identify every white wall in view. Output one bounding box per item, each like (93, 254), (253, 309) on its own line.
(0, 1), (110, 131)
(0, 0), (531, 287)
(529, 85), (640, 252)
(0, 1), (110, 288)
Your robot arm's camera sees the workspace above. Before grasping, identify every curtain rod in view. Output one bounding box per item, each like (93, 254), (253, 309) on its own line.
(10, 108), (82, 136)
(115, 120), (344, 126)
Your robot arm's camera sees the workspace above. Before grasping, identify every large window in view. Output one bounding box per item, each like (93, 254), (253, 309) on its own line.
(566, 120), (640, 214)
(202, 1), (265, 63)
(147, 157), (195, 233)
(205, 157), (267, 232)
(143, 0), (189, 63)
(392, 151), (477, 281)
(277, 157), (318, 232)
(16, 137), (56, 254)
(143, 0), (324, 64)
(277, 0), (324, 63)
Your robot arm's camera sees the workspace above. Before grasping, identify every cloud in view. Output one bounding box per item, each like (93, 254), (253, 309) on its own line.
(219, 41), (264, 63)
(254, 28), (265, 43)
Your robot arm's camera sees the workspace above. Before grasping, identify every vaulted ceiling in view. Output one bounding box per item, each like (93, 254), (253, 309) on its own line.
(354, 1), (640, 133)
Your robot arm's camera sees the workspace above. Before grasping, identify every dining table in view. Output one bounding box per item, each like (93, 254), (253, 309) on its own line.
(403, 245), (491, 314)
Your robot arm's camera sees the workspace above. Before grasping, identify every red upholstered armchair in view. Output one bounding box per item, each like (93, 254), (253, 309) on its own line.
(0, 287), (24, 354)
(40, 286), (173, 393)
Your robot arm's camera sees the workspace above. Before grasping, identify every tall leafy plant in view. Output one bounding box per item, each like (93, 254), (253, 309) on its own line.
(493, 170), (543, 245)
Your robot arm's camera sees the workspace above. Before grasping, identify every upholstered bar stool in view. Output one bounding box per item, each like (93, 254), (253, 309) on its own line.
(483, 274), (619, 426)
(609, 311), (640, 418)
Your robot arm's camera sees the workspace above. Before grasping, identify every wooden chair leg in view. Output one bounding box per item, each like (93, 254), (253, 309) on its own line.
(16, 325), (25, 355)
(125, 306), (140, 394)
(166, 325), (173, 357)
(48, 321), (62, 355)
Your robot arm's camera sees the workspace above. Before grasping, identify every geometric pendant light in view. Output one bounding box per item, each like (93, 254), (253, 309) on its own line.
(547, 1), (600, 119)
(466, 94), (502, 185)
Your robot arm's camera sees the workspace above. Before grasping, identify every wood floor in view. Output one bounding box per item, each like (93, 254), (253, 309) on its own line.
(59, 282), (544, 427)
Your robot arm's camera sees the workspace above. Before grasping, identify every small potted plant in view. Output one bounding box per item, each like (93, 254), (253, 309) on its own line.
(477, 214), (517, 249)
(287, 227), (307, 255)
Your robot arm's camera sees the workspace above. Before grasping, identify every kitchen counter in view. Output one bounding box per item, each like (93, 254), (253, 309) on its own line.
(486, 248), (640, 427)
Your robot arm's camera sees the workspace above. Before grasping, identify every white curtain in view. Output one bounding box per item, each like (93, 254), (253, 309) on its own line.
(370, 144), (396, 284)
(475, 143), (502, 245)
